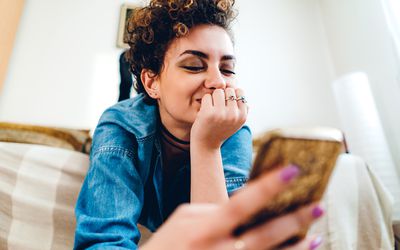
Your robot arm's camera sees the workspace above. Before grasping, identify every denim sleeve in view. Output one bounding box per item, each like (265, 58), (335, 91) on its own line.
(221, 125), (253, 196)
(74, 147), (144, 250)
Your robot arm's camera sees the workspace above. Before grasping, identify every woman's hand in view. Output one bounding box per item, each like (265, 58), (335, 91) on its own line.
(190, 87), (248, 149)
(141, 165), (324, 250)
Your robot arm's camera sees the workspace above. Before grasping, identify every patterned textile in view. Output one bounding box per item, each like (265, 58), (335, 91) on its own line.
(0, 142), (89, 250)
(0, 142), (151, 250)
(0, 142), (396, 249)
(0, 122), (92, 154)
(309, 154), (395, 249)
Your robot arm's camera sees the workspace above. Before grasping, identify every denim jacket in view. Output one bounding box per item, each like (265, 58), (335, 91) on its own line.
(74, 93), (253, 249)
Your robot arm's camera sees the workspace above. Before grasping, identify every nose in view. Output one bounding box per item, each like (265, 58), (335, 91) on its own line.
(204, 67), (226, 89)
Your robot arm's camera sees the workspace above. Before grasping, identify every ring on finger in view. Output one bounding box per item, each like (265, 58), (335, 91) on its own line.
(225, 95), (236, 101)
(233, 239), (247, 250)
(236, 96), (247, 103)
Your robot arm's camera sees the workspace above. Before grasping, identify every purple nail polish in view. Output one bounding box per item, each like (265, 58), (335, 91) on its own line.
(280, 165), (300, 182)
(312, 205), (324, 218)
(310, 236), (323, 250)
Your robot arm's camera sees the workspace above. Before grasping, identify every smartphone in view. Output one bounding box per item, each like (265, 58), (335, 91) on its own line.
(233, 127), (344, 245)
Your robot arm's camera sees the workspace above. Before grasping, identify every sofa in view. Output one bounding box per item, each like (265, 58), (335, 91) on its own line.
(0, 123), (397, 249)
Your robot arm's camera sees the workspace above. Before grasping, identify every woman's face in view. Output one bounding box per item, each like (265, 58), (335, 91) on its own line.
(152, 24), (236, 130)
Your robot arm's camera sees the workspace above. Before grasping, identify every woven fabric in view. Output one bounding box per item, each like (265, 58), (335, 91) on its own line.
(0, 122), (92, 154)
(309, 154), (395, 249)
(0, 142), (89, 250)
(0, 142), (395, 249)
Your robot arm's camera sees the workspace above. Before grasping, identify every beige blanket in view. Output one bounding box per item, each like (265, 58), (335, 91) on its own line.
(309, 154), (395, 249)
(0, 142), (89, 250)
(0, 142), (396, 249)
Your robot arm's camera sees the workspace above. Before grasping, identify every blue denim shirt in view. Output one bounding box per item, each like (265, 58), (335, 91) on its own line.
(74, 93), (252, 249)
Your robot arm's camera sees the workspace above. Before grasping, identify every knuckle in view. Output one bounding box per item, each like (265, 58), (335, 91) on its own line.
(239, 110), (246, 117)
(213, 89), (224, 95)
(175, 204), (191, 215)
(239, 113), (247, 123)
(218, 112), (227, 121)
(226, 205), (245, 219)
(226, 87), (235, 93)
(292, 210), (310, 231)
(186, 231), (203, 247)
(235, 87), (243, 93)
(207, 112), (223, 123)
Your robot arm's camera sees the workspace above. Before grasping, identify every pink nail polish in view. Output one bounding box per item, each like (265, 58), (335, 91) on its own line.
(310, 236), (323, 250)
(280, 165), (300, 182)
(312, 205), (324, 218)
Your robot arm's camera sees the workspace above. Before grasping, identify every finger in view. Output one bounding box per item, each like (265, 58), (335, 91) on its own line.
(235, 88), (248, 116)
(212, 88), (225, 107)
(282, 235), (323, 250)
(208, 165), (300, 234)
(172, 203), (219, 219)
(225, 87), (238, 108)
(239, 203), (324, 250)
(200, 93), (213, 111)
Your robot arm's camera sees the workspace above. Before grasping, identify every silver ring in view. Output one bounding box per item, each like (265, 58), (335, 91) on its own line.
(233, 239), (247, 250)
(236, 96), (247, 103)
(225, 95), (236, 101)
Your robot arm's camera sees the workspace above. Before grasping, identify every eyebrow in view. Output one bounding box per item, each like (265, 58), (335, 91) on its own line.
(179, 50), (236, 61)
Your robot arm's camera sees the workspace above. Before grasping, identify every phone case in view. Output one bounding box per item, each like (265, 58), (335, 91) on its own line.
(234, 127), (343, 245)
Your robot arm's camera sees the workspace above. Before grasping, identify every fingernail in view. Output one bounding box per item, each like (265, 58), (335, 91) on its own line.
(312, 205), (324, 218)
(310, 236), (323, 250)
(280, 164), (300, 182)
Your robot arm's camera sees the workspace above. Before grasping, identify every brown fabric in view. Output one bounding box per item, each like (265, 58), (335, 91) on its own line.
(0, 122), (92, 154)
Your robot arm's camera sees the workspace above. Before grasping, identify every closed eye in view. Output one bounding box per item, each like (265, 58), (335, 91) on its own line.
(181, 66), (205, 72)
(221, 69), (236, 75)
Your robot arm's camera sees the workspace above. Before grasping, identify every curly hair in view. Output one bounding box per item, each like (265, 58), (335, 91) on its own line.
(125, 0), (237, 104)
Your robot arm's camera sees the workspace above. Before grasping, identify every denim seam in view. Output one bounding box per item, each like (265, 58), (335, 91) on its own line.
(94, 146), (135, 160)
(225, 177), (248, 184)
(136, 133), (156, 143)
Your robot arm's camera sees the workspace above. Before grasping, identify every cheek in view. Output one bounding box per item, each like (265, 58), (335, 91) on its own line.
(160, 74), (204, 102)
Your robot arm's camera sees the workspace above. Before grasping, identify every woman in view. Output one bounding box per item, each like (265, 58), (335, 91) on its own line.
(74, 0), (323, 249)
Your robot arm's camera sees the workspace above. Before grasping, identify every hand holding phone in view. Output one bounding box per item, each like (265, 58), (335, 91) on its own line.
(234, 127), (344, 246)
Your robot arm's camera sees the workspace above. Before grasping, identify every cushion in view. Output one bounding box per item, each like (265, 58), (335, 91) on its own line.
(0, 142), (151, 249)
(0, 142), (89, 249)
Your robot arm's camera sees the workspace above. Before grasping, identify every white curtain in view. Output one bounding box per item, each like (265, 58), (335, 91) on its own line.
(332, 72), (400, 222)
(381, 0), (400, 61)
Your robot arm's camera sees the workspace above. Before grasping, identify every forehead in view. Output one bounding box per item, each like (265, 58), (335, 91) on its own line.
(166, 24), (234, 59)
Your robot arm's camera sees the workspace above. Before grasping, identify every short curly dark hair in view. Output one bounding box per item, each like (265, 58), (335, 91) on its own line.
(125, 0), (237, 104)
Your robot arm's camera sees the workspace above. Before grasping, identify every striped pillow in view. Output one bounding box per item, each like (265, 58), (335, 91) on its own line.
(0, 142), (89, 250)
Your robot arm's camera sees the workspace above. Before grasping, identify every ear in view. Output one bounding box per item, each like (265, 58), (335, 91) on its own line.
(141, 69), (160, 99)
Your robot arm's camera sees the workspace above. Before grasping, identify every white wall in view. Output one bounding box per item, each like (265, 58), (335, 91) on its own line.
(320, 0), (400, 169)
(0, 0), (140, 130)
(234, 0), (339, 136)
(1, 0), (341, 135)
(0, 0), (339, 134)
